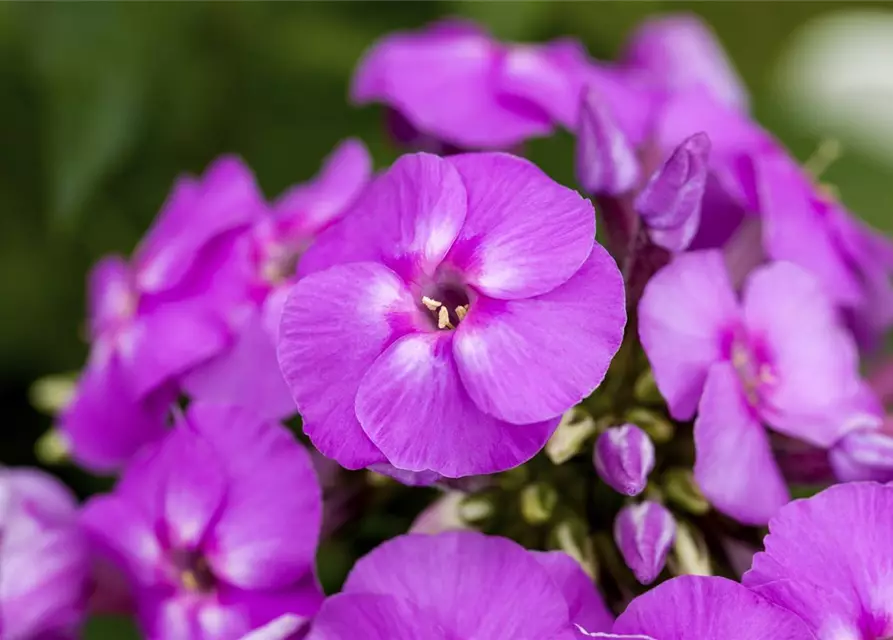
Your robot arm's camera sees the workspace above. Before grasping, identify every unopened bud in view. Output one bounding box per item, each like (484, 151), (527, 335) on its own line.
(575, 87), (640, 196)
(830, 427), (893, 483)
(669, 520), (712, 577)
(458, 494), (495, 526)
(594, 424), (655, 497)
(663, 468), (710, 515)
(546, 408), (597, 465)
(520, 482), (559, 525)
(35, 428), (70, 466)
(411, 492), (468, 534)
(614, 501), (676, 585)
(635, 132), (710, 252)
(29, 373), (77, 415)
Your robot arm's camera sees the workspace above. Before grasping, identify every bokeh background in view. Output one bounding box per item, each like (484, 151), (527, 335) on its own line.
(2, 2), (892, 636)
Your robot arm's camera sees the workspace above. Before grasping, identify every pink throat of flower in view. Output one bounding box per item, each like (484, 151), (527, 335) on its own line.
(171, 549), (216, 594)
(729, 335), (776, 407)
(420, 282), (471, 331)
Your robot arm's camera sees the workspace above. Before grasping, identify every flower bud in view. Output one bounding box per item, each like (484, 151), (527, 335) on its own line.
(575, 87), (640, 196)
(594, 424), (655, 497)
(546, 407), (598, 465)
(520, 482), (559, 525)
(614, 501), (677, 585)
(410, 492), (468, 535)
(669, 520), (712, 577)
(635, 132), (710, 252)
(830, 427), (893, 483)
(662, 467), (710, 515)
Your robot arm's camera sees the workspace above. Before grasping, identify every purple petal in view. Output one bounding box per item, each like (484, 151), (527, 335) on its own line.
(445, 152), (596, 300)
(59, 359), (171, 472)
(121, 303), (229, 398)
(575, 88), (640, 196)
(274, 138), (372, 237)
(454, 246), (625, 424)
(637, 250), (740, 420)
(830, 427), (893, 482)
(613, 501), (676, 585)
(355, 332), (558, 477)
(594, 424), (655, 497)
(135, 156), (265, 294)
(240, 614), (307, 640)
(342, 532), (573, 639)
(694, 363), (789, 525)
(742, 261), (861, 446)
(87, 255), (135, 339)
(744, 483), (893, 638)
(757, 154), (864, 308)
(184, 310), (296, 421)
(534, 551), (614, 633)
(187, 404), (322, 590)
(350, 22), (553, 149)
(307, 593), (446, 640)
(614, 575), (815, 639)
(277, 262), (418, 469)
(622, 15), (749, 111)
(636, 132), (710, 252)
(219, 579), (322, 637)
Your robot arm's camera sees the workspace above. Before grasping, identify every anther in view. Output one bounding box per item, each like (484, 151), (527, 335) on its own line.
(422, 296), (443, 311)
(455, 305), (468, 322)
(437, 306), (453, 330)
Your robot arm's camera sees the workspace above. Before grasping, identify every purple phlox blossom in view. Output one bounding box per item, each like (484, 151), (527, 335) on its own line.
(744, 482), (893, 639)
(639, 251), (862, 524)
(613, 501), (675, 585)
(755, 148), (893, 348)
(80, 404), (323, 640)
(306, 532), (612, 639)
(351, 18), (653, 151)
(0, 467), (89, 639)
(620, 14), (749, 112)
(183, 140), (372, 420)
(594, 424), (655, 497)
(576, 575), (814, 639)
(277, 151), (626, 478)
(61, 157), (266, 471)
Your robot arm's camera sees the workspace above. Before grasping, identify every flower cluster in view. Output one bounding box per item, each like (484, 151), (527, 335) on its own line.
(15, 12), (893, 640)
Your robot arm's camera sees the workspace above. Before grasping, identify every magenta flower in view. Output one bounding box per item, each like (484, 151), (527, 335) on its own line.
(351, 19), (651, 151)
(80, 404), (323, 639)
(0, 467), (89, 638)
(184, 140), (372, 419)
(588, 575), (814, 639)
(277, 152), (626, 477)
(306, 532), (611, 639)
(621, 14), (749, 111)
(639, 251), (861, 524)
(744, 482), (893, 639)
(61, 156), (266, 470)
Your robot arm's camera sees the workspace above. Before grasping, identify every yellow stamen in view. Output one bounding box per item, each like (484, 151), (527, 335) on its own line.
(455, 305), (468, 322)
(421, 296), (442, 311)
(437, 306), (453, 330)
(181, 571), (200, 591)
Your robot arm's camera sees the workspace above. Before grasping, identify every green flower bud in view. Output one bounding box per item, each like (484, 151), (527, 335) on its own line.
(663, 468), (710, 515)
(520, 482), (559, 525)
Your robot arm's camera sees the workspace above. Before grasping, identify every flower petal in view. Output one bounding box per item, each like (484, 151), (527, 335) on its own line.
(275, 138), (372, 237)
(307, 593), (446, 640)
(744, 483), (893, 639)
(534, 551), (614, 634)
(444, 153), (596, 299)
(188, 404), (322, 590)
(575, 87), (640, 196)
(342, 532), (572, 639)
(454, 246), (625, 424)
(614, 575), (815, 640)
(87, 255), (134, 339)
(355, 332), (557, 477)
(742, 261), (861, 446)
(184, 310), (296, 421)
(638, 250), (740, 420)
(694, 363), (789, 525)
(277, 262), (418, 469)
(351, 23), (552, 149)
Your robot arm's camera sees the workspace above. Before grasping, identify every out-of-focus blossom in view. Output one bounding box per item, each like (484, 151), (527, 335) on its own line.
(594, 424), (655, 497)
(60, 157), (266, 471)
(184, 139), (372, 419)
(81, 404), (323, 639)
(352, 19), (653, 151)
(744, 482), (893, 639)
(639, 252), (861, 524)
(621, 14), (749, 111)
(278, 152), (625, 478)
(306, 531), (611, 639)
(0, 467), (89, 638)
(238, 615), (304, 640)
(613, 501), (676, 585)
(582, 575), (814, 639)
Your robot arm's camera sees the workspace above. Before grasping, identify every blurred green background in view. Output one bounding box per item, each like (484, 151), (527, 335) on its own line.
(2, 2), (892, 635)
